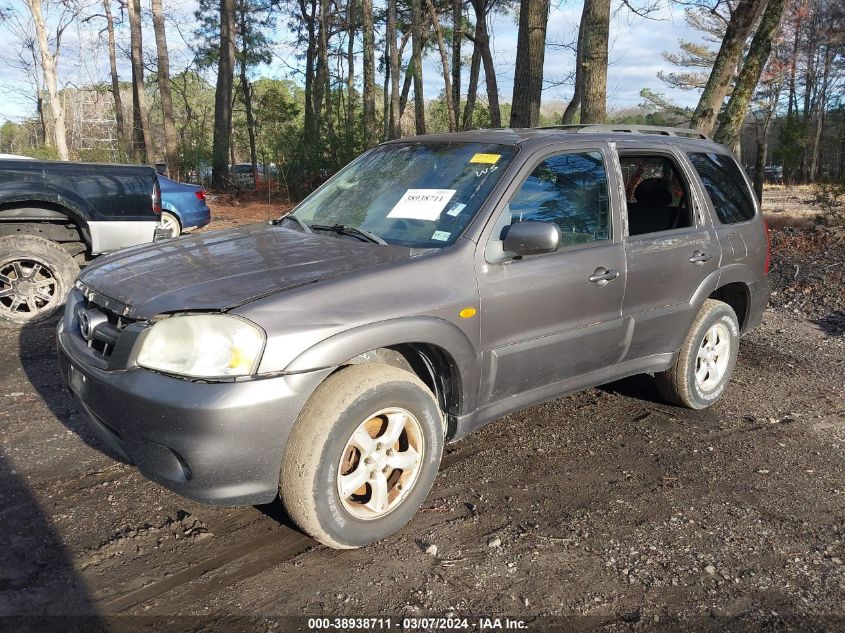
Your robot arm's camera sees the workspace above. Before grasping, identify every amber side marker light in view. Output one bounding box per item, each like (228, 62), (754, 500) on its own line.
(459, 308), (477, 318)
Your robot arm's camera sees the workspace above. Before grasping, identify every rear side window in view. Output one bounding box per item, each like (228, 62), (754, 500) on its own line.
(619, 154), (692, 236)
(687, 152), (756, 224)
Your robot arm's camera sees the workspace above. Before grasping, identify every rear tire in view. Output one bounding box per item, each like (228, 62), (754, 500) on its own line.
(280, 363), (444, 549)
(655, 299), (740, 409)
(0, 235), (79, 327)
(161, 211), (181, 236)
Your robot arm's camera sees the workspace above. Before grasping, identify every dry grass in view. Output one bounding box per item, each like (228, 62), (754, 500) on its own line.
(761, 183), (826, 226)
(202, 195), (294, 232)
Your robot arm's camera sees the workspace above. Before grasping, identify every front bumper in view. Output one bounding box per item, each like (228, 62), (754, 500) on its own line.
(57, 322), (331, 506)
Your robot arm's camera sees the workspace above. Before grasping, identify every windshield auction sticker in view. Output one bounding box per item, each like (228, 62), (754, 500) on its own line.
(469, 153), (501, 164)
(387, 189), (457, 221)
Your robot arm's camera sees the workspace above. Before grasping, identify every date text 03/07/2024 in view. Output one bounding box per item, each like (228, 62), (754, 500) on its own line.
(306, 617), (529, 630)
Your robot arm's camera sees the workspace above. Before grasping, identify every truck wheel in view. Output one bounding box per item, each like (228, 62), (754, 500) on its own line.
(0, 235), (79, 327)
(280, 363), (444, 549)
(655, 299), (740, 409)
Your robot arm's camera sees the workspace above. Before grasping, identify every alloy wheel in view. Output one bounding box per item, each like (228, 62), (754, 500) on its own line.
(695, 322), (731, 391)
(336, 407), (425, 520)
(0, 259), (59, 319)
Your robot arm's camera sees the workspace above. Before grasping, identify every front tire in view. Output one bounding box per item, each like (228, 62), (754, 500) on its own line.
(0, 235), (79, 327)
(280, 363), (444, 549)
(655, 299), (740, 409)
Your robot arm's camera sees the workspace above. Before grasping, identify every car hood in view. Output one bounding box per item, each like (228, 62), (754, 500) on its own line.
(78, 223), (416, 319)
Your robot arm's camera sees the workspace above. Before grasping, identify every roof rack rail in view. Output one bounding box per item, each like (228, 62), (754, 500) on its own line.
(540, 124), (712, 141)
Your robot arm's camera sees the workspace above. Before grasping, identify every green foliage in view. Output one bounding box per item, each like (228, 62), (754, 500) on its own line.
(18, 145), (62, 160)
(773, 116), (806, 179)
(0, 120), (59, 159)
(638, 88), (692, 121)
(246, 78), (302, 182)
(813, 179), (845, 226)
(75, 147), (119, 163)
(165, 71), (217, 174)
(194, 0), (274, 70)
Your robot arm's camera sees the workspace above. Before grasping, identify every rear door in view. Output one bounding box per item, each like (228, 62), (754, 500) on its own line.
(617, 143), (722, 360)
(685, 151), (764, 269)
(476, 143), (627, 406)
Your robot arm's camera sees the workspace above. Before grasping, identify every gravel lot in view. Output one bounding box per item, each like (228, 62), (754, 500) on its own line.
(0, 194), (843, 632)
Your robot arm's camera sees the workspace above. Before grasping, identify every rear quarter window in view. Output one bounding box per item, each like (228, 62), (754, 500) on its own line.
(687, 152), (756, 224)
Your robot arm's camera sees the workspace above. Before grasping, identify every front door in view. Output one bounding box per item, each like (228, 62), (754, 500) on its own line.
(476, 145), (627, 406)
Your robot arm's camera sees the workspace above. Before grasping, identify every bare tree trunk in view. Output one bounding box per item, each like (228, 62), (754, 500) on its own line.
(462, 44), (481, 129)
(690, 0), (766, 136)
(580, 0), (610, 124)
(362, 0), (378, 146)
(426, 0), (457, 131)
(300, 0), (318, 152)
(400, 59), (414, 116)
(347, 0), (358, 149)
(240, 65), (258, 181)
(382, 48), (391, 141)
(410, 0), (427, 134)
(561, 8), (585, 124)
(127, 0), (153, 163)
(212, 0), (236, 188)
(325, 66), (337, 163)
(809, 46), (831, 181)
(26, 0), (69, 160)
(36, 92), (47, 145)
(785, 0), (804, 118)
(237, 0), (259, 181)
(714, 0), (788, 149)
(151, 0), (178, 175)
(753, 113), (774, 202)
(470, 0), (500, 127)
(510, 0), (550, 128)
(387, 0), (402, 139)
(103, 0), (128, 153)
(451, 0), (462, 127)
(313, 0), (329, 138)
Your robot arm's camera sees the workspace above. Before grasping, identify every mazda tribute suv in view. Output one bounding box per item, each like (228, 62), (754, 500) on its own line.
(58, 125), (770, 548)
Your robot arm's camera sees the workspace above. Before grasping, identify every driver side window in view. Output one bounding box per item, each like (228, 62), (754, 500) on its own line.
(508, 151), (611, 247)
(485, 150), (610, 262)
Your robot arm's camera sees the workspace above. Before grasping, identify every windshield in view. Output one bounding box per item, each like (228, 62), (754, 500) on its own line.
(290, 142), (517, 248)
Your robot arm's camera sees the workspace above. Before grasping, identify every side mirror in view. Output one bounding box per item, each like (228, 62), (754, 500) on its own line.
(502, 221), (561, 257)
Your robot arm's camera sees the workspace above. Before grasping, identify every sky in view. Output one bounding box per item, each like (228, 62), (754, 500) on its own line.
(0, 0), (704, 125)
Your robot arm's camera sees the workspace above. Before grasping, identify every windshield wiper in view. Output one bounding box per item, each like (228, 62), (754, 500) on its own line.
(310, 224), (387, 245)
(275, 214), (313, 233)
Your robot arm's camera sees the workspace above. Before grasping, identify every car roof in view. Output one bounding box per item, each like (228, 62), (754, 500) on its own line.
(388, 125), (729, 154)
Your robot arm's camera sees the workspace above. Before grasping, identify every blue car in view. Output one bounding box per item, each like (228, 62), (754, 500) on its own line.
(159, 175), (211, 235)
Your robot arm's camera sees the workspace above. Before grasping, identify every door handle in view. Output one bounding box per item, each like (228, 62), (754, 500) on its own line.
(589, 267), (620, 286)
(689, 250), (712, 265)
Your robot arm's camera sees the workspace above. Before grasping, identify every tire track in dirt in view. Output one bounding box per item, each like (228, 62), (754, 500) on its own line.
(102, 525), (314, 613)
(100, 443), (486, 613)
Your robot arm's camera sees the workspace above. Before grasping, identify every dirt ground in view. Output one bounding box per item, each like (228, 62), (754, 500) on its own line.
(0, 187), (843, 632)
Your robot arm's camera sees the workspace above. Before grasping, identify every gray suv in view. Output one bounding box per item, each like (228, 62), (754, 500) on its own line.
(57, 126), (770, 549)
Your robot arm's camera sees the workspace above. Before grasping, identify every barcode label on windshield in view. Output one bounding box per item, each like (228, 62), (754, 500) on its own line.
(387, 189), (457, 221)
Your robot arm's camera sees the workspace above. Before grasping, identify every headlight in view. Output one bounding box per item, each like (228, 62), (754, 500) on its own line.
(137, 315), (265, 378)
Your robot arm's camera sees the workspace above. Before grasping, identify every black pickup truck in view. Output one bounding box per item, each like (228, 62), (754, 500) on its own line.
(0, 156), (163, 326)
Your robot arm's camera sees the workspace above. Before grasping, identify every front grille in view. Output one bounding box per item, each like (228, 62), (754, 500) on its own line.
(77, 298), (136, 360)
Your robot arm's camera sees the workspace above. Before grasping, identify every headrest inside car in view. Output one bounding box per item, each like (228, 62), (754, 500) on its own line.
(634, 178), (672, 207)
